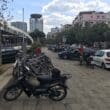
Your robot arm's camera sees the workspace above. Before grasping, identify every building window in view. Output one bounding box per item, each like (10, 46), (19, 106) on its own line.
(97, 16), (99, 19)
(102, 16), (105, 19)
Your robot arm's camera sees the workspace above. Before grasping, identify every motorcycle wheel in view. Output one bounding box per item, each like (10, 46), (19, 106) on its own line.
(3, 86), (22, 101)
(49, 85), (67, 101)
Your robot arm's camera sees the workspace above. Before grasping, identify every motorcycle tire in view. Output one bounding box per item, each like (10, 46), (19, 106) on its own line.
(49, 84), (67, 101)
(3, 86), (22, 101)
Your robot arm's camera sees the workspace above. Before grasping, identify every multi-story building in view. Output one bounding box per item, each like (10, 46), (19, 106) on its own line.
(51, 27), (60, 34)
(73, 11), (107, 27)
(47, 27), (60, 39)
(11, 21), (27, 32)
(47, 32), (53, 39)
(30, 14), (43, 32)
(106, 12), (110, 27)
(61, 24), (72, 31)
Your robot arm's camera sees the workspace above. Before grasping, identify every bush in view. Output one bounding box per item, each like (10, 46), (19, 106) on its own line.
(27, 42), (42, 54)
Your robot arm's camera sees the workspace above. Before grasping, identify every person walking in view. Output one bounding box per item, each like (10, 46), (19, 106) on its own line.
(35, 47), (41, 57)
(79, 44), (84, 65)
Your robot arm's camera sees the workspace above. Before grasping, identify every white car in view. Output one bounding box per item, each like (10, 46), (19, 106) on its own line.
(93, 49), (110, 69)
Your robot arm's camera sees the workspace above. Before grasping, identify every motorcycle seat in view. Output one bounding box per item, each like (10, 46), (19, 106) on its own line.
(37, 75), (53, 82)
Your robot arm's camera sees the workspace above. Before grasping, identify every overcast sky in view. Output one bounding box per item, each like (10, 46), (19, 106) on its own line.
(11, 0), (110, 34)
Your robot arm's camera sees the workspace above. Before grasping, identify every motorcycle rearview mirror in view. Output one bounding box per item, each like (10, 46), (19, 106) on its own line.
(25, 66), (30, 71)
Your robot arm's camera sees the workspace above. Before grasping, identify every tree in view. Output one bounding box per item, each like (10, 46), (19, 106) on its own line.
(29, 29), (46, 44)
(0, 0), (13, 21)
(46, 22), (110, 46)
(27, 42), (42, 54)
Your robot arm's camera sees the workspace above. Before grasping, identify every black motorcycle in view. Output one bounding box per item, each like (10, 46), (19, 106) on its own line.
(3, 63), (71, 101)
(12, 53), (54, 78)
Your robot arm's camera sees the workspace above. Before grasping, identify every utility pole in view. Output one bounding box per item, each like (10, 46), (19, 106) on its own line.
(0, 29), (2, 65)
(23, 8), (24, 23)
(22, 8), (26, 56)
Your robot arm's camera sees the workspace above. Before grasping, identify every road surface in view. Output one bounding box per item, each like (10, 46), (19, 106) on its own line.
(0, 48), (110, 110)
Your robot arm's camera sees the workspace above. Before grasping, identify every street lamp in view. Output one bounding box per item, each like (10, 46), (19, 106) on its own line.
(22, 8), (27, 56)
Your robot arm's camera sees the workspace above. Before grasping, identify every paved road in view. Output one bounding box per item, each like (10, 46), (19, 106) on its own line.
(0, 65), (12, 90)
(0, 48), (110, 110)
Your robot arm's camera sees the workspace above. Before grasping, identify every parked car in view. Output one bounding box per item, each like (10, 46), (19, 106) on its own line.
(47, 45), (52, 50)
(47, 44), (55, 50)
(62, 44), (70, 51)
(52, 45), (60, 52)
(58, 48), (80, 60)
(93, 49), (110, 69)
(53, 44), (71, 52)
(49, 44), (58, 52)
(2, 48), (19, 64)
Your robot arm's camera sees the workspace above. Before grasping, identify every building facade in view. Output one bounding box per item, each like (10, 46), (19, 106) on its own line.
(30, 14), (43, 32)
(73, 11), (107, 27)
(61, 24), (72, 31)
(47, 27), (60, 39)
(106, 12), (110, 27)
(51, 27), (60, 34)
(11, 21), (27, 32)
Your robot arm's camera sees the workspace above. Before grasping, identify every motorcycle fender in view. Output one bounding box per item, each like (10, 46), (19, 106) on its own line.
(5, 77), (25, 91)
(49, 83), (68, 89)
(5, 80), (21, 89)
(7, 80), (32, 97)
(4, 81), (22, 94)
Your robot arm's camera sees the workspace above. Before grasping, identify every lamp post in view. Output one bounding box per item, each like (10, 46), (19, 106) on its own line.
(0, 29), (2, 65)
(22, 8), (26, 55)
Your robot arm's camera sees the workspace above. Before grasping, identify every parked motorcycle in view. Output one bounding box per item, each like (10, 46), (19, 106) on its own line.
(12, 52), (23, 78)
(12, 53), (54, 78)
(4, 56), (71, 101)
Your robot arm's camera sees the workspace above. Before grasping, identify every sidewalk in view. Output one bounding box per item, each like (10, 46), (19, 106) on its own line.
(0, 64), (13, 90)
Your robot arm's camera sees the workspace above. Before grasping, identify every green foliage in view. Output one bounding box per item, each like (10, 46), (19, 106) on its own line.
(46, 39), (57, 44)
(47, 23), (110, 45)
(29, 29), (45, 43)
(46, 32), (63, 44)
(27, 42), (41, 54)
(0, 0), (13, 20)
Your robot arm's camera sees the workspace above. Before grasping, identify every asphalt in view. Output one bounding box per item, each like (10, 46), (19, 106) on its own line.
(0, 48), (110, 110)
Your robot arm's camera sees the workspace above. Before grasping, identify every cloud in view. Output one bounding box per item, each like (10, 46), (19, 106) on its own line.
(44, 13), (73, 25)
(44, 24), (53, 34)
(42, 0), (110, 34)
(17, 10), (22, 14)
(43, 13), (74, 34)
